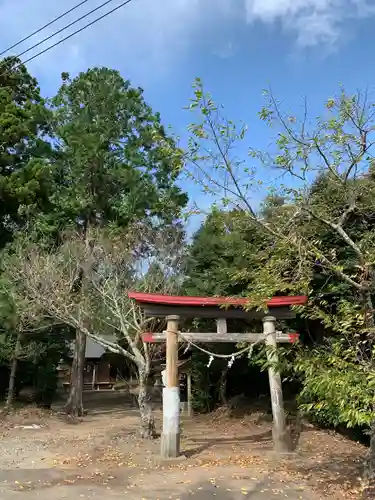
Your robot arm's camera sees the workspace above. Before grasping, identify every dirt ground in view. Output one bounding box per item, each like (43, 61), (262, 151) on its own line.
(0, 403), (368, 499)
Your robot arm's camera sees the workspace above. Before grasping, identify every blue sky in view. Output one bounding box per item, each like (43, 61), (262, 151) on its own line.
(1, 0), (375, 232)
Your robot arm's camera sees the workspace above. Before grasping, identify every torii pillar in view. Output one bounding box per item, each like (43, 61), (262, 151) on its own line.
(263, 316), (290, 453)
(161, 315), (180, 458)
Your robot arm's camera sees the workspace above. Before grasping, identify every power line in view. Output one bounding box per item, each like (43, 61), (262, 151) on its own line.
(18, 0), (134, 69)
(0, 0), (92, 57)
(16, 0), (119, 61)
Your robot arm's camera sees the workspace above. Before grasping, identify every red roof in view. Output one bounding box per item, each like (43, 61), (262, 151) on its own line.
(128, 292), (307, 308)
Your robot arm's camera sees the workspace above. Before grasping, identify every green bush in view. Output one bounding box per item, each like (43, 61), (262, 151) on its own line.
(191, 356), (215, 413)
(35, 362), (58, 408)
(294, 340), (374, 429)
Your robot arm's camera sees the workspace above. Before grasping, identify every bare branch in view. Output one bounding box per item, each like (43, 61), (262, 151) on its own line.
(338, 201), (357, 227)
(313, 138), (344, 185)
(186, 80), (373, 302)
(302, 206), (363, 259)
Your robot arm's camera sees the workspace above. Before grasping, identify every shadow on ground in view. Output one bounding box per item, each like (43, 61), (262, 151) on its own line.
(185, 430), (273, 457)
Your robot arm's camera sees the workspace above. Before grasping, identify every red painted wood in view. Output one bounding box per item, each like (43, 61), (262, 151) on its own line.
(288, 333), (300, 343)
(142, 333), (156, 343)
(128, 292), (307, 308)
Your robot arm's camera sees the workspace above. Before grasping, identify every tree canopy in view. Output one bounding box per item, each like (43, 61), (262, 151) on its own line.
(0, 57), (53, 248)
(31, 67), (187, 240)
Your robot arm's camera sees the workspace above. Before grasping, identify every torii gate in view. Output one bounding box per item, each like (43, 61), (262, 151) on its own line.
(128, 292), (307, 459)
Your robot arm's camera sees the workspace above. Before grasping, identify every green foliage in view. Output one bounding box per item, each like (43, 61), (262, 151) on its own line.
(191, 355), (214, 413)
(44, 67), (187, 236)
(294, 340), (374, 428)
(186, 79), (375, 435)
(185, 209), (252, 296)
(35, 362), (58, 407)
(12, 327), (70, 405)
(0, 57), (53, 247)
(190, 344), (233, 413)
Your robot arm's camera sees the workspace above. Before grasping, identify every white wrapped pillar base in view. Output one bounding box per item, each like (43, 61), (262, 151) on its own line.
(161, 386), (180, 458)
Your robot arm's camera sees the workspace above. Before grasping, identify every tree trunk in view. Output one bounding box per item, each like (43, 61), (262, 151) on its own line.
(361, 287), (375, 496)
(219, 367), (228, 406)
(137, 368), (155, 439)
(64, 329), (86, 417)
(5, 331), (23, 410)
(363, 414), (375, 497)
(64, 216), (91, 418)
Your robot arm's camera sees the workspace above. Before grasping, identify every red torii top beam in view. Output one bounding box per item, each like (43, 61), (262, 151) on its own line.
(128, 292), (307, 321)
(127, 292), (307, 308)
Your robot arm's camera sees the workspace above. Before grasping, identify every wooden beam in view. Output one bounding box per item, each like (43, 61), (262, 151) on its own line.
(143, 332), (298, 344)
(141, 304), (296, 320)
(216, 319), (227, 334)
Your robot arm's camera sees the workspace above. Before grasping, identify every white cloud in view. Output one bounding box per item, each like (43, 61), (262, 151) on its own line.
(245, 0), (375, 46)
(0, 0), (373, 90)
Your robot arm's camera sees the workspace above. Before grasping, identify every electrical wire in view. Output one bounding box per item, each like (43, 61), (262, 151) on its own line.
(15, 0), (134, 69)
(0, 0), (92, 57)
(16, 0), (118, 60)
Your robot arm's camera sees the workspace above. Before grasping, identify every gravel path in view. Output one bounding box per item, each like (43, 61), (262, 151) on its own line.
(0, 407), (365, 499)
(0, 465), (320, 500)
(1, 433), (54, 470)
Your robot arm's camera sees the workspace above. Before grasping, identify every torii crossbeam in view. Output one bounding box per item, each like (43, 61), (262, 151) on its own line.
(128, 292), (307, 459)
